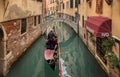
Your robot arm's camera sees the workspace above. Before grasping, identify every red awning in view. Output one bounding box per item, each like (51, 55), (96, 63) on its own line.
(44, 50), (54, 60)
(85, 16), (111, 38)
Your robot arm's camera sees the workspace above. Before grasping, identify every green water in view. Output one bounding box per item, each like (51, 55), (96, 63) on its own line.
(5, 22), (108, 77)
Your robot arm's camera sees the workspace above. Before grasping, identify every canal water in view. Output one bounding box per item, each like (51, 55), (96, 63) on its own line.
(5, 22), (108, 77)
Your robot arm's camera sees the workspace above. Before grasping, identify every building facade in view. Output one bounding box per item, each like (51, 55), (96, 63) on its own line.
(0, 0), (43, 76)
(78, 0), (120, 77)
(45, 0), (119, 76)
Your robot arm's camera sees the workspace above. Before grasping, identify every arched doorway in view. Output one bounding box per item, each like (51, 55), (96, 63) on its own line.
(0, 28), (4, 58)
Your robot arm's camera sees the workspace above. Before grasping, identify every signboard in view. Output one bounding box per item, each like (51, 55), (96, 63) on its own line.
(101, 33), (110, 37)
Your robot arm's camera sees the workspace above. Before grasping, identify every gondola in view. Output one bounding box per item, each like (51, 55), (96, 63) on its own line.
(44, 31), (59, 71)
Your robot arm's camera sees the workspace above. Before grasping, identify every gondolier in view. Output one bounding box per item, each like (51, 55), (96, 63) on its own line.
(47, 30), (56, 50)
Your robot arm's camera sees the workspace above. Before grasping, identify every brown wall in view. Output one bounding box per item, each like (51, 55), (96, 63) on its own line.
(0, 15), (42, 76)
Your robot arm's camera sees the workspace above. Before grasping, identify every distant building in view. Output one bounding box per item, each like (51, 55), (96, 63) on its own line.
(47, 0), (58, 15)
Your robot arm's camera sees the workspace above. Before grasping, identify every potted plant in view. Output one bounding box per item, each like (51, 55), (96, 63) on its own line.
(102, 38), (120, 68)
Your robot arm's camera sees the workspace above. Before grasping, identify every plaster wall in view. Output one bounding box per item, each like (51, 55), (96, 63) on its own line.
(62, 0), (76, 16)
(1, 0), (42, 21)
(0, 0), (4, 22)
(112, 0), (120, 38)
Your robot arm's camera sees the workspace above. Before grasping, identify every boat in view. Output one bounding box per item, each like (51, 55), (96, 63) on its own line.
(44, 31), (59, 71)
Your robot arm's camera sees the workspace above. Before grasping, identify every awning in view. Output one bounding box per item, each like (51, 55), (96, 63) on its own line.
(85, 16), (111, 38)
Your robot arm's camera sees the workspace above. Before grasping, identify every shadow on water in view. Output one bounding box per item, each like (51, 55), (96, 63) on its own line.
(5, 35), (46, 77)
(5, 22), (108, 77)
(5, 34), (59, 77)
(56, 22), (108, 77)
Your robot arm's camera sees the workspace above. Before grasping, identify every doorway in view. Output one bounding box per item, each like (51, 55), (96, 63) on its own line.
(0, 28), (4, 58)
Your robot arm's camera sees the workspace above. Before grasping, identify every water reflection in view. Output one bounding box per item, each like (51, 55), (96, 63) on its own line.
(5, 22), (108, 77)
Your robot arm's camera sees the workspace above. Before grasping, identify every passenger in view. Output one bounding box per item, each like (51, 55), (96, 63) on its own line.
(46, 39), (50, 49)
(53, 36), (58, 51)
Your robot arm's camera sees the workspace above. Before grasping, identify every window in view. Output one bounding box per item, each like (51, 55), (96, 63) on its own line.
(70, 0), (73, 8)
(79, 14), (80, 20)
(0, 28), (3, 41)
(63, 3), (65, 9)
(66, 1), (69, 8)
(34, 16), (37, 26)
(87, 0), (92, 8)
(38, 15), (41, 24)
(56, 6), (58, 11)
(50, 0), (52, 4)
(52, 7), (54, 11)
(96, 0), (103, 14)
(84, 34), (86, 38)
(21, 18), (27, 34)
(82, 16), (84, 27)
(75, 0), (80, 8)
(37, 0), (42, 2)
(50, 7), (52, 10)
(75, 0), (78, 8)
(78, 0), (80, 4)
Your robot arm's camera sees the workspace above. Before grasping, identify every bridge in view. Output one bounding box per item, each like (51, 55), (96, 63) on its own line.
(41, 13), (79, 34)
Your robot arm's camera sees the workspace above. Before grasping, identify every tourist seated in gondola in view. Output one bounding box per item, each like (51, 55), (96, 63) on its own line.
(53, 36), (58, 52)
(46, 39), (50, 49)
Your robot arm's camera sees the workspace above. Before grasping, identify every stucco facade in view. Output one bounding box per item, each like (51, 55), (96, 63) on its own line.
(62, 0), (77, 16)
(47, 0), (78, 17)
(0, 0), (42, 22)
(0, 0), (4, 22)
(78, 0), (120, 77)
(112, 0), (120, 39)
(47, 0), (58, 15)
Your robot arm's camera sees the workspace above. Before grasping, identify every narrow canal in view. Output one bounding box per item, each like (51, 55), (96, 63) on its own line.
(5, 22), (108, 77)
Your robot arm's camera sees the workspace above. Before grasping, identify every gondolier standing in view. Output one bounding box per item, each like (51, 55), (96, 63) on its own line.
(48, 30), (56, 50)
